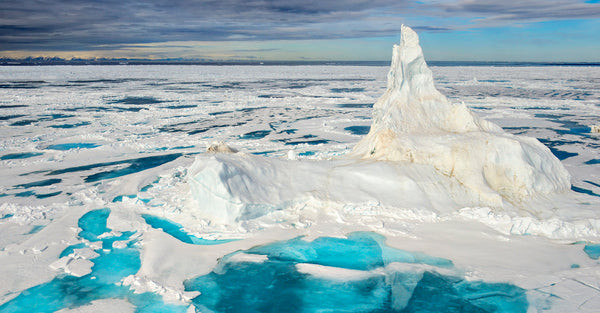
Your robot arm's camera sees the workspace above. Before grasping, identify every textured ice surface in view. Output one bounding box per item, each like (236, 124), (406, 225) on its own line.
(0, 208), (187, 313)
(1, 27), (600, 312)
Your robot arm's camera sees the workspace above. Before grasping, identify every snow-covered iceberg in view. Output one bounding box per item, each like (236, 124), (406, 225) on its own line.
(351, 25), (571, 203)
(187, 25), (572, 225)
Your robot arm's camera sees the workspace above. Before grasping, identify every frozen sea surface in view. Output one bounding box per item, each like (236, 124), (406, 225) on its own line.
(1, 64), (600, 312)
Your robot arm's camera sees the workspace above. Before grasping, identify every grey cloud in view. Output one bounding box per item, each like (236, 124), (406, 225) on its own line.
(0, 0), (411, 51)
(440, 0), (600, 23)
(1, 0), (598, 52)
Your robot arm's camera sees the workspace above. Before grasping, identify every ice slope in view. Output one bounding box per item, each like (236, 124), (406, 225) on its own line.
(187, 25), (574, 226)
(189, 152), (482, 224)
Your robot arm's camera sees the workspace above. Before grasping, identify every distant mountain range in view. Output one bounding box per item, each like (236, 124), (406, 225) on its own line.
(0, 57), (389, 66)
(1, 57), (598, 66)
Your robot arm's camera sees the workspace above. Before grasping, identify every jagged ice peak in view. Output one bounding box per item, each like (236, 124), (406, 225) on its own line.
(352, 25), (570, 203)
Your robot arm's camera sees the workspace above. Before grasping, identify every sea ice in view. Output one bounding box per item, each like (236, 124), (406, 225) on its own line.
(1, 25), (599, 313)
(0, 207), (188, 313)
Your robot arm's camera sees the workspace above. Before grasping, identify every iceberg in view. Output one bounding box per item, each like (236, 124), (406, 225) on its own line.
(187, 25), (572, 225)
(351, 25), (570, 203)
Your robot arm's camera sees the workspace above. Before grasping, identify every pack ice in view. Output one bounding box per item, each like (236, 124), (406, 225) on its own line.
(3, 25), (600, 313)
(187, 25), (573, 225)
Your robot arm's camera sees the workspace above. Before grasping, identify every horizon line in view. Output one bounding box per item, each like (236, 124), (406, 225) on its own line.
(2, 58), (600, 67)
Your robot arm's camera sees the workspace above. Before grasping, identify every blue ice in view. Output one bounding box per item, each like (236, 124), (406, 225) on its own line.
(344, 125), (371, 135)
(35, 191), (62, 199)
(246, 232), (453, 270)
(0, 208), (188, 313)
(25, 225), (45, 235)
(140, 178), (160, 192)
(142, 214), (237, 245)
(46, 153), (182, 183)
(109, 96), (165, 105)
(46, 143), (100, 150)
(298, 151), (315, 156)
(77, 208), (110, 241)
(584, 244), (600, 259)
(49, 121), (91, 129)
(14, 190), (36, 197)
(112, 194), (137, 202)
(0, 152), (43, 160)
(14, 178), (61, 189)
(12, 189), (61, 199)
(240, 130), (271, 140)
(571, 185), (600, 198)
(185, 232), (527, 313)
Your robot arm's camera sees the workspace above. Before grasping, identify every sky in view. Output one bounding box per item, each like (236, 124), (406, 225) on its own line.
(1, 0), (599, 62)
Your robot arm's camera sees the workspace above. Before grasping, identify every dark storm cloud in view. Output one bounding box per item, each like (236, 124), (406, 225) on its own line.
(1, 0), (599, 52)
(0, 0), (410, 51)
(440, 0), (600, 24)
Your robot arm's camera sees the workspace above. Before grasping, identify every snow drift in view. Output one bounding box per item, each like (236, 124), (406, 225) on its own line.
(187, 25), (572, 225)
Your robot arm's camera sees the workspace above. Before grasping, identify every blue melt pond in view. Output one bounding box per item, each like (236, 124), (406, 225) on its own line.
(26, 225), (46, 235)
(548, 147), (578, 160)
(246, 232), (453, 270)
(35, 191), (62, 199)
(240, 130), (271, 140)
(49, 121), (91, 129)
(15, 190), (36, 197)
(0, 208), (188, 313)
(46, 143), (100, 150)
(14, 178), (62, 189)
(584, 244), (600, 259)
(78, 208), (111, 241)
(344, 125), (370, 135)
(46, 153), (182, 183)
(112, 194), (137, 202)
(142, 214), (237, 245)
(0, 152), (43, 160)
(572, 185), (600, 198)
(184, 232), (528, 313)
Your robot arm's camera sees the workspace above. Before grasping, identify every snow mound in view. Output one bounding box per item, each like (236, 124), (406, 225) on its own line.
(186, 25), (573, 226)
(351, 25), (570, 202)
(189, 153), (486, 224)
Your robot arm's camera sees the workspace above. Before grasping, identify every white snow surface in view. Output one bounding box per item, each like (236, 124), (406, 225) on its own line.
(1, 26), (600, 312)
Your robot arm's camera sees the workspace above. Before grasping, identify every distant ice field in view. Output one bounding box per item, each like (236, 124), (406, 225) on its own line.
(1, 65), (599, 312)
(1, 65), (598, 204)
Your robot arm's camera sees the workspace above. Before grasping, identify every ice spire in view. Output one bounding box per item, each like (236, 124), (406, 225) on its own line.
(386, 25), (437, 95)
(363, 25), (495, 140)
